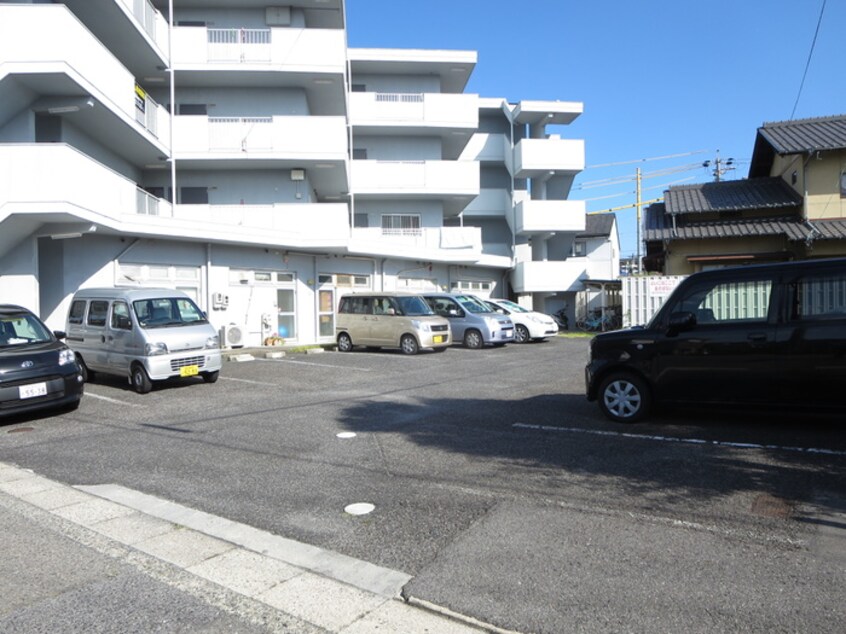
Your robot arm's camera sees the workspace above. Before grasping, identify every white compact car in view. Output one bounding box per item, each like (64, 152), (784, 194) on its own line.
(484, 298), (558, 343)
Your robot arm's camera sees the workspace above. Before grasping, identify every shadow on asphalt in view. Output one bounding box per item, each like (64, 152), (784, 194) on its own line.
(337, 392), (846, 513)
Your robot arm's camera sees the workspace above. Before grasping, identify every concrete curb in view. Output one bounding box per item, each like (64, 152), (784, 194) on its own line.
(0, 461), (495, 633)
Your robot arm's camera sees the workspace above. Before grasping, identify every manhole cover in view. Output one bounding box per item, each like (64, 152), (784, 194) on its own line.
(8, 427), (35, 434)
(751, 494), (793, 519)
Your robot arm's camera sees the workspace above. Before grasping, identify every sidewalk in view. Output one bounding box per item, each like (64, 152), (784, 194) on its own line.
(0, 460), (495, 633)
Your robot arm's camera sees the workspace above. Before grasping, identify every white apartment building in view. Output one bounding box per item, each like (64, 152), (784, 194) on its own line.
(0, 0), (599, 347)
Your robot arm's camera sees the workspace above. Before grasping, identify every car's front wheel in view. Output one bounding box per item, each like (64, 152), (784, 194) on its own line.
(463, 329), (483, 349)
(597, 372), (651, 423)
(201, 370), (219, 384)
(400, 334), (419, 355)
(131, 364), (153, 394)
(514, 324), (530, 343)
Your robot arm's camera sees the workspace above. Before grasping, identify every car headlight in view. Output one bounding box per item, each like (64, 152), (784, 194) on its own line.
(527, 315), (543, 324)
(205, 335), (220, 349)
(58, 348), (76, 366)
(145, 342), (168, 356)
(411, 320), (432, 333)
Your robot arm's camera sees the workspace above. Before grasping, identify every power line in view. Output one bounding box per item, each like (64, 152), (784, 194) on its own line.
(790, 0), (827, 119)
(586, 150), (708, 170)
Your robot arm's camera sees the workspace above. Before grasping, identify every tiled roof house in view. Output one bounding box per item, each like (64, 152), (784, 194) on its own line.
(644, 114), (846, 274)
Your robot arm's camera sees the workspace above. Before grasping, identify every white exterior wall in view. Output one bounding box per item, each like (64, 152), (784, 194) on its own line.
(0, 1), (601, 345)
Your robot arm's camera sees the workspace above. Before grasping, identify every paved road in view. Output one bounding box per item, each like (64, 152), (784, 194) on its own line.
(2, 337), (844, 632)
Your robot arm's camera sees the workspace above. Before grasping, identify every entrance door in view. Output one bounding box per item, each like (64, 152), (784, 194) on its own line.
(318, 289), (335, 339)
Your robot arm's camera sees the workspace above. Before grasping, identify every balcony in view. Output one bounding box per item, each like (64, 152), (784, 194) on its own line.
(513, 137), (585, 179)
(351, 160), (479, 216)
(514, 199), (586, 234)
(173, 115), (347, 159)
(0, 4), (168, 158)
(349, 227), (481, 263)
(62, 0), (168, 77)
(0, 144), (348, 251)
(510, 258), (588, 293)
(350, 92), (477, 129)
(172, 26), (346, 73)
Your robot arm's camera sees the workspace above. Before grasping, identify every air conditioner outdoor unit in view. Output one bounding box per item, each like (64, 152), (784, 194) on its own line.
(221, 323), (246, 349)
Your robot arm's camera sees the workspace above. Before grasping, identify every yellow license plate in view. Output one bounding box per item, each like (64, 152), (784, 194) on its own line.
(180, 365), (199, 377)
(433, 335), (444, 343)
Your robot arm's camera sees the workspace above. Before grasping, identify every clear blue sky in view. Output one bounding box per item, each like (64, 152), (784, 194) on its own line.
(346, 0), (845, 258)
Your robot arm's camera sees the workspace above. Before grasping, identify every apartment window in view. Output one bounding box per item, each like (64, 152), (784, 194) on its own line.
(351, 84), (367, 92)
(354, 214), (369, 228)
(178, 104), (208, 115)
(178, 187), (209, 204)
(381, 214), (421, 237)
(451, 280), (492, 293)
(353, 148), (367, 160)
(573, 241), (587, 257)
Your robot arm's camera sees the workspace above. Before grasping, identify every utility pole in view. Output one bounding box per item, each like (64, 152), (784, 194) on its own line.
(636, 167), (642, 270)
(703, 150), (735, 182)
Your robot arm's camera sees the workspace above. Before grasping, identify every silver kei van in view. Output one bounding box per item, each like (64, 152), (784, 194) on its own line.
(336, 293), (452, 354)
(65, 288), (222, 394)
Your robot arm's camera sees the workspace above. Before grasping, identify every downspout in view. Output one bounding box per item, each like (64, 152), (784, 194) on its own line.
(168, 0), (176, 206)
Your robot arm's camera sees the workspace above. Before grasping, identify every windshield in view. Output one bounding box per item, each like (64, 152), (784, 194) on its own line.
(455, 295), (493, 314)
(133, 297), (207, 329)
(495, 299), (530, 313)
(0, 313), (53, 348)
(395, 296), (435, 316)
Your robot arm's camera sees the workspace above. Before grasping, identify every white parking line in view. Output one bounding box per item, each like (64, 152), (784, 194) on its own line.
(257, 358), (373, 372)
(219, 376), (279, 387)
(513, 423), (846, 457)
(84, 392), (140, 407)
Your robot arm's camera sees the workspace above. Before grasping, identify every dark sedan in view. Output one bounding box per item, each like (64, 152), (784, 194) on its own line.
(0, 304), (83, 418)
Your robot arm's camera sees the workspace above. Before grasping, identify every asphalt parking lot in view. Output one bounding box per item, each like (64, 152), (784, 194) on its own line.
(2, 336), (845, 633)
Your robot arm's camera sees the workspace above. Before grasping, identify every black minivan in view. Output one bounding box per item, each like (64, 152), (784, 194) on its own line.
(586, 258), (846, 422)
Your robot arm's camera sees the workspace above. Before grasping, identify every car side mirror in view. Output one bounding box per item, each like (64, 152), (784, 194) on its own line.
(53, 330), (67, 340)
(667, 311), (696, 336)
(448, 308), (461, 317)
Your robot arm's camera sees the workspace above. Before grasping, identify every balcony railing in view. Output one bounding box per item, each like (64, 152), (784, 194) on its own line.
(208, 28), (272, 63)
(173, 115), (347, 157)
(209, 117), (273, 151)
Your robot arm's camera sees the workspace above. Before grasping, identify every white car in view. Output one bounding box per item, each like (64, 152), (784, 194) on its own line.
(484, 298), (558, 343)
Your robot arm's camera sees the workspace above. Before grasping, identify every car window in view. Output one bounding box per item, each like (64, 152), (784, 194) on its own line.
(427, 297), (459, 316)
(674, 279), (773, 324)
(455, 295), (490, 314)
(790, 272), (846, 320)
(133, 297), (207, 328)
(395, 296), (434, 316)
(0, 313), (53, 347)
(68, 300), (86, 325)
(111, 301), (132, 330)
(499, 300), (529, 313)
(87, 300), (109, 327)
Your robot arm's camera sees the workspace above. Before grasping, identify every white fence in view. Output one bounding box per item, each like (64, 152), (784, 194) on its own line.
(622, 275), (686, 328)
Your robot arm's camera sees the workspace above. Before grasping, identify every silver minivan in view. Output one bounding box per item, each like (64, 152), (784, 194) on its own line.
(66, 288), (222, 393)
(422, 293), (514, 348)
(336, 293), (451, 354)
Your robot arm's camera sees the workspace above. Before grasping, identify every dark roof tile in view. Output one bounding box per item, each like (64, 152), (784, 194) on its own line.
(758, 113), (846, 154)
(664, 177), (802, 214)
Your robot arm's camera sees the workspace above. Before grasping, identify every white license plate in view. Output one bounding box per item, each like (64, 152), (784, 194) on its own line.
(503, 329), (513, 337)
(19, 382), (48, 399)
